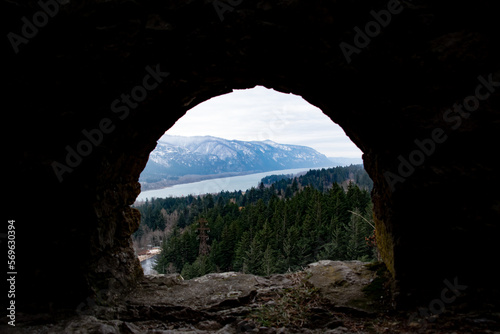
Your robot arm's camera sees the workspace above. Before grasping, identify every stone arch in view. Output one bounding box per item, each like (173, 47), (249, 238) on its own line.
(5, 0), (500, 314)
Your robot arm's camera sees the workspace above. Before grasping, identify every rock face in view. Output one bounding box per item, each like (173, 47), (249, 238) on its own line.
(3, 0), (500, 319)
(8, 262), (499, 333)
(305, 261), (380, 312)
(2, 262), (387, 333)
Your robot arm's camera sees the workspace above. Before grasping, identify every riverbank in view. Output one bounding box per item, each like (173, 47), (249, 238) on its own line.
(135, 167), (320, 202)
(137, 247), (161, 263)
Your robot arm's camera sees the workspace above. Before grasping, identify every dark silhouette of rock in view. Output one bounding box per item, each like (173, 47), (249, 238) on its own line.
(7, 262), (499, 332)
(3, 0), (500, 330)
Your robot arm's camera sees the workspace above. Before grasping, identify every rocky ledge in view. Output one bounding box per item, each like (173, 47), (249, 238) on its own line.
(5, 261), (499, 333)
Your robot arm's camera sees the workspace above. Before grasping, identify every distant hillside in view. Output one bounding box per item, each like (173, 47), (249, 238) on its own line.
(261, 164), (373, 192)
(327, 157), (363, 165)
(139, 135), (334, 186)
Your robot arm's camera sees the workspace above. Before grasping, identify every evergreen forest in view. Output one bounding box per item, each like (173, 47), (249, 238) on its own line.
(132, 165), (376, 279)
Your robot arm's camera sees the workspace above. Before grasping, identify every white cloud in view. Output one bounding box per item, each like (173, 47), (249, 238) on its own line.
(165, 86), (363, 158)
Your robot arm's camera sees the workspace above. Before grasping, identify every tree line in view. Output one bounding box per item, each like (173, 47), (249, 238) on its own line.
(132, 165), (376, 279)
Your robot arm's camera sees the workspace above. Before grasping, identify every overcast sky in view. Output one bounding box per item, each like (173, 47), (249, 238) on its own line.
(164, 86), (363, 158)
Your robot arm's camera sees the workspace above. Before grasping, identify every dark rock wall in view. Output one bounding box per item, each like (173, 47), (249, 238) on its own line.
(3, 0), (499, 312)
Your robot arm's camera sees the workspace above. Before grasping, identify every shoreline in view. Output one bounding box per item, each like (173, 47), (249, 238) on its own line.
(135, 166), (332, 202)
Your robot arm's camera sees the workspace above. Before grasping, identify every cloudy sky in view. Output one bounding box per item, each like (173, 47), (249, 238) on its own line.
(164, 86), (363, 158)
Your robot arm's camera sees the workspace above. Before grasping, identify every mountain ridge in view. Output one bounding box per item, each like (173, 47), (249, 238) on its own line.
(139, 135), (361, 190)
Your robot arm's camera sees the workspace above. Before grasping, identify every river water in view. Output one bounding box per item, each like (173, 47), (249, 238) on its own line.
(136, 167), (325, 201)
(140, 255), (159, 275)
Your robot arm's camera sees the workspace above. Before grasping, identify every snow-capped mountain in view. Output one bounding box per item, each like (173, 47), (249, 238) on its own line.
(140, 135), (333, 182)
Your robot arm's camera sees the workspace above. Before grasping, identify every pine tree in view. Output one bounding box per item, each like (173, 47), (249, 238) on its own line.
(181, 255), (214, 280)
(262, 244), (276, 276)
(233, 231), (251, 272)
(178, 211), (187, 228)
(205, 194), (215, 209)
(317, 221), (344, 261)
(280, 225), (300, 272)
(155, 227), (181, 274)
(345, 208), (370, 260)
(244, 234), (264, 275)
(209, 239), (222, 272)
(212, 222), (237, 271)
(180, 262), (194, 279)
(151, 208), (165, 230)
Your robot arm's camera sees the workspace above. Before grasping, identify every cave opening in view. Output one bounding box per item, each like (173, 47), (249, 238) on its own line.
(131, 85), (375, 280)
(6, 1), (500, 330)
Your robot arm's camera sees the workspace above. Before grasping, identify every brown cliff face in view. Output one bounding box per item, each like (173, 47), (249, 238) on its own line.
(3, 0), (500, 316)
(9, 262), (498, 332)
(7, 262), (387, 333)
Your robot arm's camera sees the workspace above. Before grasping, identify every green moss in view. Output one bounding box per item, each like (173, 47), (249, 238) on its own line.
(362, 262), (392, 310)
(374, 214), (395, 277)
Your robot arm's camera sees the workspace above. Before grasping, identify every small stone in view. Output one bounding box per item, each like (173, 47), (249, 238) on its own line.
(196, 320), (223, 331)
(237, 320), (256, 332)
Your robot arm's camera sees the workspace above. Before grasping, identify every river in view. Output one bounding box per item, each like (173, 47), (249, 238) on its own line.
(140, 255), (159, 275)
(136, 167), (326, 201)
